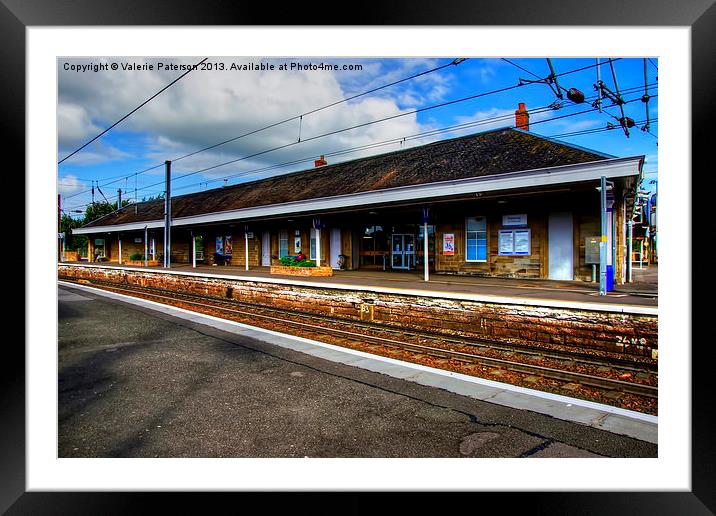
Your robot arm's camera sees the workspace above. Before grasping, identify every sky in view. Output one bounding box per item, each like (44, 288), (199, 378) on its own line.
(57, 57), (658, 217)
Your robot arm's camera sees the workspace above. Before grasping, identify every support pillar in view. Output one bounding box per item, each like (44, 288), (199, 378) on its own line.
(422, 207), (430, 282)
(192, 230), (196, 268)
(144, 226), (148, 267)
(245, 227), (250, 272)
(627, 221), (633, 282)
(313, 218), (322, 268)
(118, 236), (122, 265)
(423, 222), (429, 282)
(164, 160), (172, 268)
(316, 228), (321, 267)
(599, 176), (607, 296)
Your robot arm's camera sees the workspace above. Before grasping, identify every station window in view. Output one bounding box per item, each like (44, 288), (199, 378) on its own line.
(466, 217), (487, 262)
(279, 230), (289, 258)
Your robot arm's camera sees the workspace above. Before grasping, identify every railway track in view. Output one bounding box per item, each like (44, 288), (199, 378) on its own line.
(59, 276), (658, 411)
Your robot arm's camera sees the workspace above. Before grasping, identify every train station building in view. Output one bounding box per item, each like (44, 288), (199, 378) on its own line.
(71, 121), (644, 285)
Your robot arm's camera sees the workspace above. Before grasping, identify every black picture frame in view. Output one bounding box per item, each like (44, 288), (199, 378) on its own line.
(5, 1), (712, 513)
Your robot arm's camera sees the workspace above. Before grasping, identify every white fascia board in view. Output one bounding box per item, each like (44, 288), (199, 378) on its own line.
(172, 156), (641, 227)
(72, 220), (164, 235)
(73, 156), (642, 234)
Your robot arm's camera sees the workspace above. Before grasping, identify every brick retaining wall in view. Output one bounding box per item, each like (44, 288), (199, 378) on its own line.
(58, 264), (658, 362)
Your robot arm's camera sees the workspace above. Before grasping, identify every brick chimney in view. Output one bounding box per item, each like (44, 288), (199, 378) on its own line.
(515, 103), (529, 131)
(314, 155), (327, 167)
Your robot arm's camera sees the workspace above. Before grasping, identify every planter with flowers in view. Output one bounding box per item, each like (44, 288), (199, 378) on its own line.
(270, 256), (333, 277)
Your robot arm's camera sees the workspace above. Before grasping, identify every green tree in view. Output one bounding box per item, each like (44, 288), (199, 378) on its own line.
(82, 199), (130, 225)
(141, 193), (165, 202)
(61, 213), (86, 251)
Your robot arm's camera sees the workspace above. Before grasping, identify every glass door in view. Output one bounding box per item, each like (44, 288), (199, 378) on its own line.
(391, 234), (415, 269)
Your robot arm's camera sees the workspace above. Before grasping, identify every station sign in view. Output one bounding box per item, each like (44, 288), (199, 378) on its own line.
(502, 214), (527, 227)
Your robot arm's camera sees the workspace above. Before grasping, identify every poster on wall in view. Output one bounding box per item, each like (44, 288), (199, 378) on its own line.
(513, 229), (531, 255)
(216, 236), (224, 254)
(498, 230), (514, 255)
(224, 235), (233, 255)
(443, 233), (455, 255)
(294, 236), (302, 253)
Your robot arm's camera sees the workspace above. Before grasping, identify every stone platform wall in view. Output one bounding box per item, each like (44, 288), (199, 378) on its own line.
(58, 264), (658, 362)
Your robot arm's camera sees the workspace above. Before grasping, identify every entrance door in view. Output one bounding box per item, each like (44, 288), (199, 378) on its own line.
(261, 231), (271, 266)
(330, 228), (341, 269)
(548, 212), (574, 280)
(391, 234), (415, 269)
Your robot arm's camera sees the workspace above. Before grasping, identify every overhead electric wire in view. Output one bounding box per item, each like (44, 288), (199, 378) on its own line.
(65, 88), (655, 212)
(170, 58), (470, 164)
(62, 60), (643, 212)
(501, 58), (543, 79)
(62, 163), (165, 201)
(546, 117), (657, 139)
(59, 58), (468, 200)
(58, 57), (208, 165)
(67, 58), (624, 204)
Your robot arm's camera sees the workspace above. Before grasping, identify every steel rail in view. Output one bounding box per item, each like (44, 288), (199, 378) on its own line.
(60, 277), (658, 399)
(62, 275), (657, 371)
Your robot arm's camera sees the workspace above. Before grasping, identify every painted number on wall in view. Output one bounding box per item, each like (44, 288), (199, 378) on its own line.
(616, 336), (648, 346)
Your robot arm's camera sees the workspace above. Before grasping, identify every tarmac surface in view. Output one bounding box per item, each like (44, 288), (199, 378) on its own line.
(58, 284), (657, 458)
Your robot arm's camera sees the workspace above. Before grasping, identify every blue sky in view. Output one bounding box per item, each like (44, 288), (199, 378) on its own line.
(58, 57), (658, 216)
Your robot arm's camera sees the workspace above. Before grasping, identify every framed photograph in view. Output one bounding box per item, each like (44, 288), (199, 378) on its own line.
(12, 0), (709, 512)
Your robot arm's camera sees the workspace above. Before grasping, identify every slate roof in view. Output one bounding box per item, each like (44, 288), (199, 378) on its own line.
(82, 127), (610, 228)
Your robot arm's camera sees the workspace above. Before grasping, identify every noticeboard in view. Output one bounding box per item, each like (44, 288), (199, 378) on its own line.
(498, 230), (514, 255)
(499, 229), (531, 256)
(513, 229), (531, 255)
(585, 236), (600, 264)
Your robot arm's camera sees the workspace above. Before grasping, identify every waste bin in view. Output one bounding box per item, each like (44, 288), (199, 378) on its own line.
(606, 265), (614, 291)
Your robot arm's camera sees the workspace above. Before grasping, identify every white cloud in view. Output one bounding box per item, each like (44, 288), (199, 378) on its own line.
(58, 57), (430, 177)
(57, 103), (101, 147)
(57, 175), (86, 197)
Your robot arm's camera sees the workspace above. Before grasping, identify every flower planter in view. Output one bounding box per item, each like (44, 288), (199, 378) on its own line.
(270, 265), (333, 277)
(125, 259), (160, 267)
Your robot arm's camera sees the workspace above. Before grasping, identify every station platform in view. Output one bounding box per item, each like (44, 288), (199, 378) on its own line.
(61, 261), (657, 311)
(58, 281), (658, 446)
